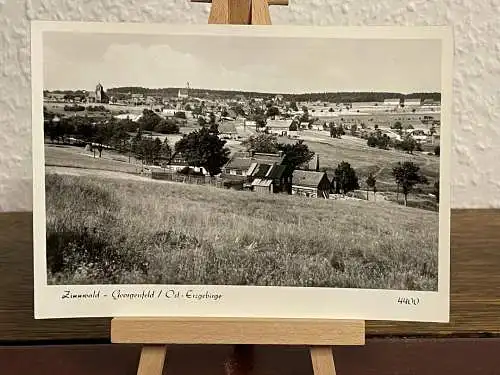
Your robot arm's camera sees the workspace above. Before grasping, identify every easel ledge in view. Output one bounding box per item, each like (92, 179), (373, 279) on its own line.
(113, 1), (366, 374)
(111, 317), (365, 345)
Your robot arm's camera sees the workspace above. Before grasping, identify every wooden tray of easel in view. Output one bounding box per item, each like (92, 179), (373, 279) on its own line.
(110, 1), (365, 374)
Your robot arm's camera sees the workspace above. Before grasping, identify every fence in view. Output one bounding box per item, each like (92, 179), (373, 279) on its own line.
(151, 171), (223, 188)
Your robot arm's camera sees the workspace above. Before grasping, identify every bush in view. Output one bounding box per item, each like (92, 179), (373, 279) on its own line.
(434, 145), (440, 156)
(64, 105), (85, 112)
(154, 119), (180, 134)
(177, 166), (204, 176)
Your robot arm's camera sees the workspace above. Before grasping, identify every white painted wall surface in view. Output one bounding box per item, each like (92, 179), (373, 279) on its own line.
(0, 0), (499, 211)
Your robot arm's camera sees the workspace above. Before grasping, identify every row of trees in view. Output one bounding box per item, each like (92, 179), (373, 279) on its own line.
(44, 108), (182, 149)
(103, 87), (440, 104)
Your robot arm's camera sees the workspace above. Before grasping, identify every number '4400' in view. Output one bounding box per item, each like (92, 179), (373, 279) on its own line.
(397, 297), (420, 305)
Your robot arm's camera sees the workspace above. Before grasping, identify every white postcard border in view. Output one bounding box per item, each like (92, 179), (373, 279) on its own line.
(31, 21), (453, 322)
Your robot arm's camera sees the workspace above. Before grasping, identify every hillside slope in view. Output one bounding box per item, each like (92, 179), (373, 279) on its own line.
(45, 172), (439, 291)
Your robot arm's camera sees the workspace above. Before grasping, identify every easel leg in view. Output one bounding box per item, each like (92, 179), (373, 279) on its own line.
(225, 344), (255, 375)
(310, 346), (336, 375)
(137, 345), (167, 375)
(251, 0), (272, 24)
(208, 0), (230, 23)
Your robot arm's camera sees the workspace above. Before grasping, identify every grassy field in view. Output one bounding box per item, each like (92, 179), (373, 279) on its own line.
(45, 172), (438, 291)
(281, 131), (439, 187)
(45, 144), (143, 174)
(277, 130), (440, 210)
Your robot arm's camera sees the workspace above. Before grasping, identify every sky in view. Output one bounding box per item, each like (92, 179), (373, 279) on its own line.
(42, 31), (442, 94)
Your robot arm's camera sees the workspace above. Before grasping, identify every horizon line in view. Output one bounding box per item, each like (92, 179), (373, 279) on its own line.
(44, 86), (442, 96)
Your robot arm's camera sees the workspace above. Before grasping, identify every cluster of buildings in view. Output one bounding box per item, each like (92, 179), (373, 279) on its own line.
(222, 150), (333, 198)
(44, 81), (442, 153)
(160, 149), (334, 199)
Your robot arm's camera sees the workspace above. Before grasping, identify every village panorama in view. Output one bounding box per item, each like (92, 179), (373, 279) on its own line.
(43, 83), (441, 291)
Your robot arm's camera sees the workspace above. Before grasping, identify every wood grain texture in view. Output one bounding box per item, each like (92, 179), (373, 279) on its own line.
(208, 0), (230, 24)
(1, 210), (500, 341)
(310, 346), (336, 375)
(111, 318), (365, 345)
(2, 339), (500, 375)
(251, 0), (272, 25)
(228, 0), (252, 24)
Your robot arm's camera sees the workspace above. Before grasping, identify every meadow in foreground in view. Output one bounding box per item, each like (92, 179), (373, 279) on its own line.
(45, 173), (439, 291)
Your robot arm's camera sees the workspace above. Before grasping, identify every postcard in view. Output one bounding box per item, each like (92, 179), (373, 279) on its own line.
(31, 21), (452, 322)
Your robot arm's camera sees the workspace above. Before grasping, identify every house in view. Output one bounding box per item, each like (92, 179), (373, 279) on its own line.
(266, 119), (293, 136)
(311, 121), (325, 131)
(114, 113), (142, 122)
(407, 129), (428, 142)
(162, 109), (177, 117)
(383, 98), (401, 107)
(244, 120), (257, 130)
(291, 170), (331, 198)
(131, 93), (144, 105)
(222, 151), (285, 177)
(86, 91), (96, 103)
(145, 96), (157, 106)
(178, 88), (189, 99)
(404, 98), (421, 107)
(248, 163), (288, 194)
(218, 121), (238, 139)
(163, 152), (209, 175)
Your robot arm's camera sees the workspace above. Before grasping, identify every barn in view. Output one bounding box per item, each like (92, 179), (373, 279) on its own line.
(291, 170), (331, 198)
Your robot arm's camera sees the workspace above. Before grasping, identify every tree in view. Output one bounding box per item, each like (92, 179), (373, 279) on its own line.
(366, 173), (377, 201)
(160, 138), (172, 165)
(330, 123), (343, 138)
(350, 124), (358, 136)
(198, 116), (207, 127)
(138, 109), (162, 131)
(241, 133), (279, 154)
(434, 145), (440, 156)
(151, 117), (180, 134)
(174, 128), (230, 176)
(289, 121), (298, 131)
(398, 136), (418, 154)
(367, 132), (390, 149)
(392, 161), (429, 206)
(391, 121), (403, 130)
(174, 111), (186, 119)
(334, 161), (359, 195)
(277, 140), (315, 172)
(266, 106), (280, 118)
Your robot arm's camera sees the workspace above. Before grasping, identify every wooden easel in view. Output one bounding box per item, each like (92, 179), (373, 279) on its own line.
(111, 1), (366, 374)
(111, 317), (365, 375)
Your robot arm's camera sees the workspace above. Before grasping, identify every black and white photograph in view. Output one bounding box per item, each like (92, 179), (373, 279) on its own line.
(31, 22), (452, 321)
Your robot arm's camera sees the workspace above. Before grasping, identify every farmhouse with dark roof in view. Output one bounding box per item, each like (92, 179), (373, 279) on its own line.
(291, 170), (331, 198)
(221, 151), (291, 193)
